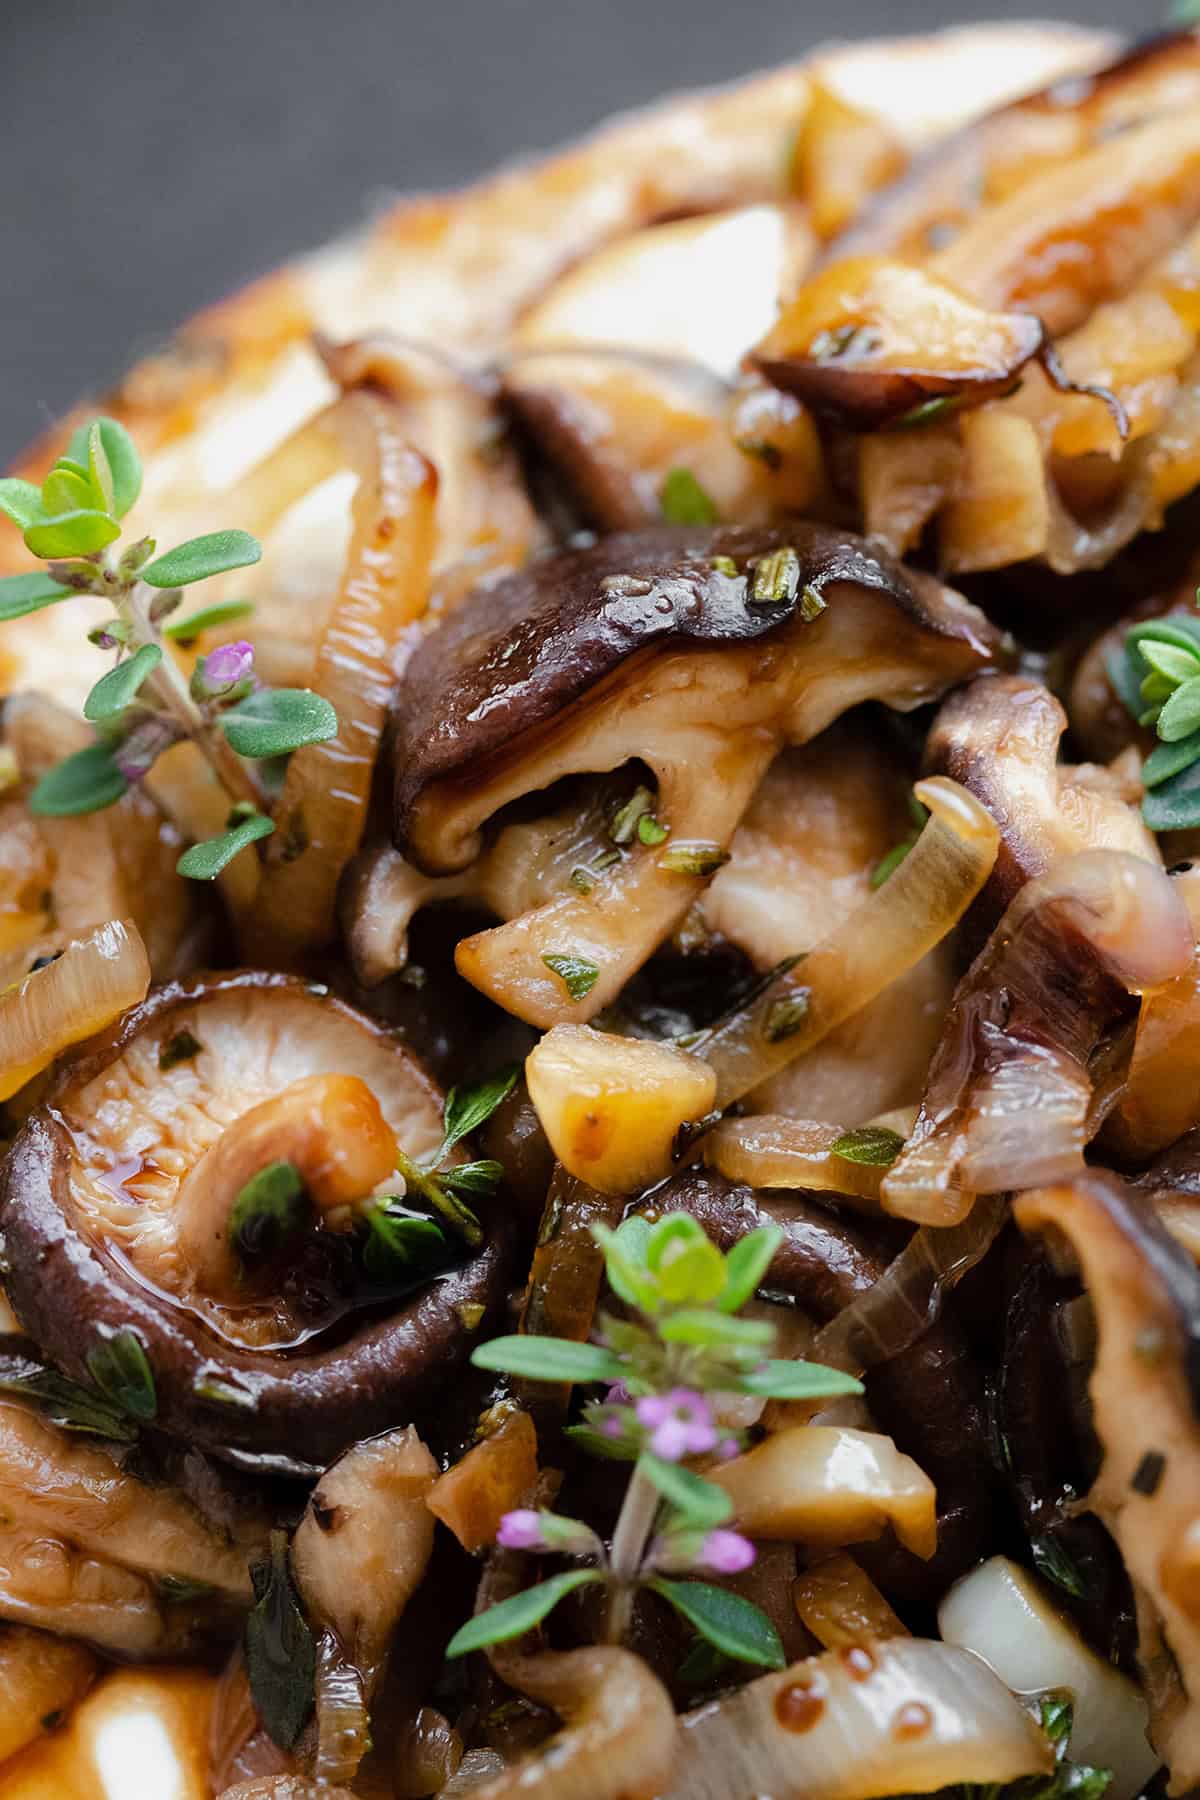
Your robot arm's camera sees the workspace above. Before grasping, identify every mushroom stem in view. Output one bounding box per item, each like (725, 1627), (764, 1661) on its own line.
(173, 1073), (397, 1295)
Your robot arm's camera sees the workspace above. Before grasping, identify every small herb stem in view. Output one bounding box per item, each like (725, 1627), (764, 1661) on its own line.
(604, 1456), (661, 1644)
(395, 1148), (482, 1249)
(112, 576), (265, 810)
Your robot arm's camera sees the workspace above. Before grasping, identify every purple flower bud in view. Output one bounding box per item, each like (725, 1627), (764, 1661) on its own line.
(635, 1387), (718, 1462)
(496, 1509), (544, 1551)
(203, 639), (255, 689)
(715, 1436), (741, 1462)
(698, 1529), (756, 1574)
(606, 1381), (631, 1406)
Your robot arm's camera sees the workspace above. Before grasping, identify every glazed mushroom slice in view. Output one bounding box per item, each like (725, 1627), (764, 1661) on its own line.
(926, 673), (1158, 925)
(882, 850), (1193, 1227)
(1015, 1172), (1200, 1788)
(0, 972), (511, 1468)
(391, 524), (998, 1027)
(0, 1397), (258, 1657)
(504, 205), (823, 529)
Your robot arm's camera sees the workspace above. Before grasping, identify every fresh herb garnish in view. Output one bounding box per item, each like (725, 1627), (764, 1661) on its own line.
(383, 1065), (520, 1251)
(829, 1126), (905, 1167)
(158, 1030), (203, 1072)
(228, 1161), (309, 1263)
(0, 416), (338, 878)
(0, 1344), (138, 1441)
(1030, 1534), (1087, 1601)
(451, 1212), (859, 1660)
(244, 1531), (315, 1750)
(1111, 602), (1200, 830)
(749, 547), (801, 606)
(85, 1325), (157, 1423)
(541, 953), (601, 1001)
(660, 468), (719, 526)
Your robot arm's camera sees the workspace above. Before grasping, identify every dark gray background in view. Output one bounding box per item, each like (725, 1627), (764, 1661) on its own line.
(1, 0), (1141, 461)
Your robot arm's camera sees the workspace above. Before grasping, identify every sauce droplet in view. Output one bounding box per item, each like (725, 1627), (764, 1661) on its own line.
(892, 1701), (933, 1741)
(840, 1644), (875, 1681)
(775, 1678), (826, 1733)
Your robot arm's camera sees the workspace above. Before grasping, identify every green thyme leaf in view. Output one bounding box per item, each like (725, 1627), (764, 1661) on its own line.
(469, 1334), (623, 1384)
(1159, 675), (1200, 742)
(445, 1570), (604, 1658)
(736, 1359), (864, 1401)
(245, 1532), (315, 1750)
(717, 1224), (784, 1313)
(649, 1579), (785, 1669)
(67, 418), (142, 518)
(163, 598), (255, 642)
(591, 1218), (661, 1312)
(85, 1327), (157, 1422)
(24, 510), (120, 560)
(0, 572), (75, 621)
(0, 1346), (137, 1442)
(657, 842), (730, 877)
(42, 467), (98, 515)
(176, 810), (274, 879)
(1143, 731), (1200, 788)
(1106, 645), (1146, 723)
(1137, 640), (1200, 687)
(85, 422), (116, 515)
(441, 1066), (520, 1154)
(660, 468), (718, 526)
(640, 1453), (734, 1528)
(763, 988), (810, 1042)
(0, 479), (48, 531)
(441, 1160), (505, 1199)
(658, 1308), (774, 1350)
(141, 528), (261, 589)
(749, 547), (800, 606)
(395, 1148), (481, 1249)
(830, 1126), (906, 1167)
(229, 1161), (309, 1263)
(637, 812), (669, 845)
(361, 1200), (448, 1282)
(83, 643), (163, 722)
(541, 953), (600, 1001)
(1143, 758), (1200, 833)
(1030, 1534), (1086, 1601)
(29, 744), (128, 816)
(220, 687), (337, 759)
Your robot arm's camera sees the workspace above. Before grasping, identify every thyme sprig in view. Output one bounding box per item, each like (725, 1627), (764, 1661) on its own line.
(0, 417), (337, 879)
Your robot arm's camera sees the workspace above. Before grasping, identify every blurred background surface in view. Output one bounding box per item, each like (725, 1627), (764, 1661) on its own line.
(0, 0), (1153, 458)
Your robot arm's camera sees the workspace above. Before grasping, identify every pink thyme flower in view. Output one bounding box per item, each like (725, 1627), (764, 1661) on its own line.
(698, 1529), (756, 1574)
(496, 1509), (544, 1551)
(635, 1388), (717, 1461)
(203, 639), (256, 691)
(715, 1436), (741, 1462)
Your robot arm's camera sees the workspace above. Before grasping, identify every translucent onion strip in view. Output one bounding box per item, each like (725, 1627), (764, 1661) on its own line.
(1106, 866), (1200, 1160)
(704, 1115), (895, 1211)
(690, 778), (999, 1110)
(793, 1552), (909, 1650)
(246, 390), (438, 963)
(0, 920), (150, 1102)
(662, 1637), (1052, 1800)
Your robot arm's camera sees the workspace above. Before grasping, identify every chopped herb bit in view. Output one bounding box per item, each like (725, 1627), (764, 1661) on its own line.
(158, 1030), (203, 1072)
(228, 1161), (309, 1263)
(660, 468), (718, 526)
(637, 812), (669, 846)
(569, 866), (596, 894)
(85, 1327), (157, 1423)
(541, 952), (601, 1001)
(830, 1126), (905, 1167)
(808, 324), (879, 361)
(734, 437), (783, 470)
(610, 785), (657, 845)
(799, 584), (827, 623)
(749, 546), (800, 607)
(456, 1302), (486, 1331)
(762, 989), (811, 1042)
(1131, 1449), (1166, 1495)
(710, 554), (740, 577)
(888, 394), (960, 431)
(245, 1532), (315, 1750)
(657, 842), (731, 877)
(1030, 1534), (1086, 1600)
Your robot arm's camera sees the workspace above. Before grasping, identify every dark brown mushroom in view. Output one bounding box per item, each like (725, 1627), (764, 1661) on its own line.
(752, 257), (1048, 431)
(883, 850), (1192, 1226)
(0, 972), (512, 1470)
(1015, 1171), (1200, 1785)
(642, 1171), (996, 1602)
(390, 523), (997, 1026)
(925, 673), (1157, 926)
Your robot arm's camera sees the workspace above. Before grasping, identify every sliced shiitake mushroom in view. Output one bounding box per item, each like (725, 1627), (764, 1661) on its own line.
(390, 524), (997, 1027)
(926, 673), (1158, 926)
(0, 972), (511, 1468)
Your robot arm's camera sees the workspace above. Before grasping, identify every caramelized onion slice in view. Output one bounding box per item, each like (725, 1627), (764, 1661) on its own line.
(245, 390), (437, 962)
(0, 919), (150, 1103)
(663, 1637), (1052, 1800)
(468, 1646), (677, 1800)
(793, 1552), (908, 1650)
(428, 1410), (539, 1553)
(691, 777), (998, 1110)
(712, 1424), (937, 1558)
(525, 1025), (716, 1195)
(939, 1556), (1159, 1800)
(883, 852), (1193, 1227)
(754, 256), (1046, 429)
(1107, 866), (1200, 1158)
